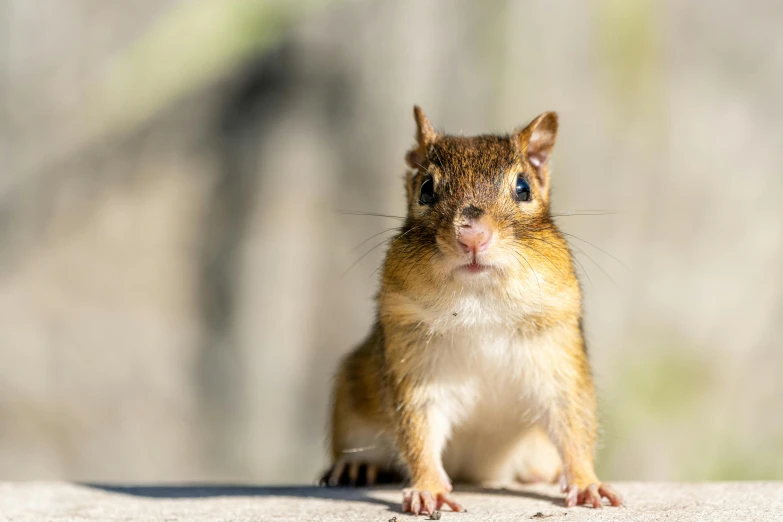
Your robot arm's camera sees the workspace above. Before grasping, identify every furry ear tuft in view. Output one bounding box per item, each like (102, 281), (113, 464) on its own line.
(406, 105), (439, 169)
(516, 112), (558, 195)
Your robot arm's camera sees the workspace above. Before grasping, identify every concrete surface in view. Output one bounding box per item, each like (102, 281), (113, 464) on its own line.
(0, 482), (781, 522)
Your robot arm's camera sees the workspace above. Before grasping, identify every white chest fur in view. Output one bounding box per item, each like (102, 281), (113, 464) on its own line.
(412, 293), (565, 433)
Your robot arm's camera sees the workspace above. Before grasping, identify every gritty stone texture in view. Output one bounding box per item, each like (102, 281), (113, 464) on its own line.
(0, 482), (781, 522)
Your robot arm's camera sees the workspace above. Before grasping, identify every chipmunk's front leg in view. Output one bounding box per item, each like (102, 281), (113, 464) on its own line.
(543, 362), (623, 508)
(391, 380), (463, 515)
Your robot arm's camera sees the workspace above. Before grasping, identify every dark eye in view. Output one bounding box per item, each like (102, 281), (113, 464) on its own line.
(419, 177), (436, 205)
(514, 175), (531, 202)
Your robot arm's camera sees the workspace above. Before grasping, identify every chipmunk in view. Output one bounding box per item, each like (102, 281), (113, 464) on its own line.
(321, 107), (622, 514)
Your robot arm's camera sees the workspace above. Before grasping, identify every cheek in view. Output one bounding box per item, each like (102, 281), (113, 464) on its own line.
(434, 225), (459, 256)
(405, 173), (415, 205)
(487, 221), (520, 261)
(487, 204), (542, 250)
(492, 200), (526, 230)
(506, 201), (544, 228)
(409, 206), (428, 220)
(403, 217), (446, 254)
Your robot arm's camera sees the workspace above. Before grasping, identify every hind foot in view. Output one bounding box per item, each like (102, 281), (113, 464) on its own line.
(319, 460), (403, 487)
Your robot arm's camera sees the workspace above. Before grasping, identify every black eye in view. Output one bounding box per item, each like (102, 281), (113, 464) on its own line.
(514, 175), (531, 202)
(419, 177), (436, 205)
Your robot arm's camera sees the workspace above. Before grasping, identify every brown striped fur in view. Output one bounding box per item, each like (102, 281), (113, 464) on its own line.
(322, 107), (622, 512)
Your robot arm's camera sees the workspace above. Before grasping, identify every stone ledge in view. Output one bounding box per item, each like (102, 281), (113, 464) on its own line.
(0, 482), (780, 521)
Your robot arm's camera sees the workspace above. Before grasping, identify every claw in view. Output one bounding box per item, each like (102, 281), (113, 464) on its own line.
(402, 489), (412, 513)
(321, 461), (404, 488)
(421, 491), (436, 515)
(437, 492), (465, 512)
(599, 484), (624, 507)
(403, 489), (464, 514)
(585, 484), (602, 508)
(565, 485), (579, 507)
(410, 490), (421, 515)
(327, 461), (346, 487)
(365, 464), (378, 486)
(348, 462), (360, 486)
(564, 482), (623, 508)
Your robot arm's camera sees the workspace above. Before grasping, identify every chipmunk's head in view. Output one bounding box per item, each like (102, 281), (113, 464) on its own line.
(391, 106), (570, 288)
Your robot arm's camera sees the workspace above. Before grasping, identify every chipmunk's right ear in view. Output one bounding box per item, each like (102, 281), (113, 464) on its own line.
(405, 105), (439, 169)
(515, 111), (558, 199)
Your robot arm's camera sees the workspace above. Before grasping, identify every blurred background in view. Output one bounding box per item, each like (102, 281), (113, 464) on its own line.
(1, 0), (782, 484)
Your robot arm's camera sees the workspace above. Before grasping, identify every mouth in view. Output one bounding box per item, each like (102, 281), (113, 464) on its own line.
(458, 260), (492, 274)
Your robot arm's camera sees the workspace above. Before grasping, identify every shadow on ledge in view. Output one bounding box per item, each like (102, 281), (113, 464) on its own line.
(86, 484), (398, 509)
(84, 484), (564, 511)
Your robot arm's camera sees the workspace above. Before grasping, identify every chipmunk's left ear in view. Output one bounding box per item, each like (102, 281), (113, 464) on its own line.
(406, 105), (440, 169)
(515, 112), (558, 194)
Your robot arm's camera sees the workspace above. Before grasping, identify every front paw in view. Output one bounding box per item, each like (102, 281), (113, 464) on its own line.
(402, 487), (464, 515)
(563, 482), (623, 508)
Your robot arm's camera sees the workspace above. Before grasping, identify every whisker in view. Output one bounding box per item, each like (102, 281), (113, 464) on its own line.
(520, 235), (592, 285)
(370, 226), (422, 278)
(519, 241), (566, 279)
(342, 238), (392, 278)
(560, 232), (628, 271)
(518, 234), (572, 257)
(401, 248), (435, 289)
(567, 250), (593, 286)
(510, 250), (544, 316)
(336, 210), (405, 220)
(567, 242), (619, 288)
(551, 209), (617, 217)
(391, 225), (422, 246)
(352, 227), (400, 252)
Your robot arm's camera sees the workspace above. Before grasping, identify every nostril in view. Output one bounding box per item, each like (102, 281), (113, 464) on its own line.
(476, 232), (492, 252)
(457, 228), (493, 253)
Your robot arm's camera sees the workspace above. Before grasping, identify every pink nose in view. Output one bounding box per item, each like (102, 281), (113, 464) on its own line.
(457, 221), (493, 253)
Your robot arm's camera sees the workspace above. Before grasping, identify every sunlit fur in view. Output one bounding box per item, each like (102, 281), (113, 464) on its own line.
(324, 108), (621, 511)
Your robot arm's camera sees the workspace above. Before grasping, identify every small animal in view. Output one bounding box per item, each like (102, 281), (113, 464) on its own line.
(321, 106), (622, 514)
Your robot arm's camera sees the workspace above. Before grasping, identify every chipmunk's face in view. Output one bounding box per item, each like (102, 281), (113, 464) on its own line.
(395, 107), (565, 287)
